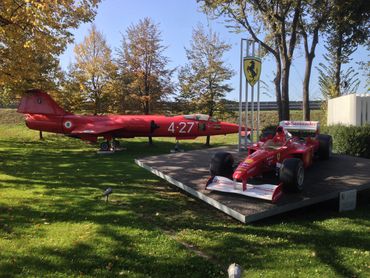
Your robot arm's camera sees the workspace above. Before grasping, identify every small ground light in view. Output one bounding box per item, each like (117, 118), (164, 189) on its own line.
(228, 263), (242, 278)
(103, 187), (112, 202)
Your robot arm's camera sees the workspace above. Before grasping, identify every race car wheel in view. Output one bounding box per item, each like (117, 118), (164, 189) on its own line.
(100, 141), (110, 152)
(279, 158), (305, 192)
(317, 134), (332, 160)
(209, 152), (234, 179)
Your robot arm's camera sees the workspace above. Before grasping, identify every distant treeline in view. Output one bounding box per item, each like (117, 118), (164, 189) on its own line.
(163, 100), (323, 113)
(1, 100), (322, 113)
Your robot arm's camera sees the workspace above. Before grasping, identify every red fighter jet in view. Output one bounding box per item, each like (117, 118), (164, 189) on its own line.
(17, 89), (243, 151)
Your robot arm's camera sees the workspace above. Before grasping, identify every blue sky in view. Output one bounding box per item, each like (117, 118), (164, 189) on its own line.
(59, 0), (368, 102)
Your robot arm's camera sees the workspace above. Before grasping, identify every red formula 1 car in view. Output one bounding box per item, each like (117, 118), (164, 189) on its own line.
(206, 121), (332, 202)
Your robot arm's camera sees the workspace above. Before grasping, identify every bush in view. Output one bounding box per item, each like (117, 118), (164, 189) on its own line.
(261, 124), (278, 132)
(321, 124), (370, 158)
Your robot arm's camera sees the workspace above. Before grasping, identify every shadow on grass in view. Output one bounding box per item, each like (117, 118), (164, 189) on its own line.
(0, 136), (225, 276)
(0, 135), (369, 277)
(2, 195), (368, 277)
(0, 190), (220, 277)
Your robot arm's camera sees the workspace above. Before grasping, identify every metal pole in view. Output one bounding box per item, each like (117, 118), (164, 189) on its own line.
(244, 41), (250, 149)
(250, 41), (255, 144)
(238, 39), (244, 151)
(257, 43), (261, 140)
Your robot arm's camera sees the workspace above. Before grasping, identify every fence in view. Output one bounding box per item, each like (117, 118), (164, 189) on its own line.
(223, 100), (322, 111)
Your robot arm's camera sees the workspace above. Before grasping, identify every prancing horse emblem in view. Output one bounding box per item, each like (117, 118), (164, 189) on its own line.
(243, 57), (262, 86)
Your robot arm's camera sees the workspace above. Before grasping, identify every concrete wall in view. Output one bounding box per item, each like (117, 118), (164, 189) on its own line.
(328, 94), (370, 126)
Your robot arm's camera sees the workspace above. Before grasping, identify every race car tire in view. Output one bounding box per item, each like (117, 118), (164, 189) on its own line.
(210, 152), (234, 179)
(317, 134), (332, 160)
(279, 158), (305, 192)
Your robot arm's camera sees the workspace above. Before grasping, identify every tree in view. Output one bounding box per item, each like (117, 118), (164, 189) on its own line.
(105, 69), (131, 114)
(318, 50), (360, 100)
(116, 17), (174, 115)
(358, 45), (370, 93)
(200, 0), (302, 120)
(72, 25), (116, 115)
(114, 48), (135, 114)
(178, 24), (234, 146)
(0, 0), (100, 95)
(323, 0), (369, 96)
(299, 0), (330, 120)
(0, 51), (64, 106)
(53, 65), (86, 113)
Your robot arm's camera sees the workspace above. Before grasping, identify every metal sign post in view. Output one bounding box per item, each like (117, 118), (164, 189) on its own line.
(244, 41), (249, 148)
(238, 40), (262, 152)
(256, 44), (261, 139)
(250, 41), (255, 143)
(238, 39), (245, 151)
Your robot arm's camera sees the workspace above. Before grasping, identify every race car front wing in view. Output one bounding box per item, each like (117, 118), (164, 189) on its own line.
(206, 176), (283, 203)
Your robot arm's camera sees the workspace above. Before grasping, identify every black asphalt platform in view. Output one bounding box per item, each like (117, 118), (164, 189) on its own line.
(135, 146), (370, 223)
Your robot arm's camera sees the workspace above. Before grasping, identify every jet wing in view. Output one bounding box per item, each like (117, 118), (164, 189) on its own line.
(70, 122), (124, 135)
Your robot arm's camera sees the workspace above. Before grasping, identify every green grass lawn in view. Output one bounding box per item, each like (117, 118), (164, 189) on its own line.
(0, 112), (369, 277)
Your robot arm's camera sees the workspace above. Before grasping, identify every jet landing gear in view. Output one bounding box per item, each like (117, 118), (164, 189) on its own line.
(100, 141), (111, 152)
(170, 140), (184, 153)
(112, 139), (121, 149)
(98, 139), (126, 154)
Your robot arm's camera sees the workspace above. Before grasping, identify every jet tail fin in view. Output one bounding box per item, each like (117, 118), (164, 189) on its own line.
(17, 89), (68, 116)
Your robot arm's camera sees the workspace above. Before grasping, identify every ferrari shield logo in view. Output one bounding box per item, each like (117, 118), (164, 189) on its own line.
(243, 57), (262, 86)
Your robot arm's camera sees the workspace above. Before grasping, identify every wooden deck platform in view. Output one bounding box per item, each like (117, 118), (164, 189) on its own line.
(135, 146), (370, 223)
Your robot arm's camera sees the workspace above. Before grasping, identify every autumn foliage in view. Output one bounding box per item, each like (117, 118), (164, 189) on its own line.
(0, 0), (100, 95)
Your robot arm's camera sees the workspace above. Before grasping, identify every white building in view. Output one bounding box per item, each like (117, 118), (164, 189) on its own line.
(327, 94), (370, 126)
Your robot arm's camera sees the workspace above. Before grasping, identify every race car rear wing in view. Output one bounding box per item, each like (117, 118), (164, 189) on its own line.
(279, 121), (319, 132)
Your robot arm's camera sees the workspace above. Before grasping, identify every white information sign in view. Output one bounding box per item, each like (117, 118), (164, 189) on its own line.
(339, 189), (357, 212)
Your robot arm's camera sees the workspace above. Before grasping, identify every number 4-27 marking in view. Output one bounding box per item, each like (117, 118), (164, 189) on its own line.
(168, 122), (194, 134)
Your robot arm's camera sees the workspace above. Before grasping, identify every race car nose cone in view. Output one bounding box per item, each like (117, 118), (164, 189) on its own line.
(232, 171), (243, 180)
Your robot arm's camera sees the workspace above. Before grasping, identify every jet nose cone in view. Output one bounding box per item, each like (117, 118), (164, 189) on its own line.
(219, 122), (241, 134)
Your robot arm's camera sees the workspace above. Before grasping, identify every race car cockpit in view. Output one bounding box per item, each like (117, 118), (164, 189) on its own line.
(262, 126), (292, 150)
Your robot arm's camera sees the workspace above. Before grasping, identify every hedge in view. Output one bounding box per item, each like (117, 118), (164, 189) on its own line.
(321, 124), (370, 158)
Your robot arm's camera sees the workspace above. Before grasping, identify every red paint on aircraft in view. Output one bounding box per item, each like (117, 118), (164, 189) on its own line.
(18, 89), (244, 145)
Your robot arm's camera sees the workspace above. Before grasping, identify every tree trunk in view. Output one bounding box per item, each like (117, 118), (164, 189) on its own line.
(302, 27), (319, 121)
(303, 55), (313, 121)
(144, 100), (149, 115)
(274, 59), (283, 121)
(94, 91), (99, 115)
(144, 74), (151, 114)
(334, 33), (342, 97)
(94, 101), (98, 115)
(145, 95), (152, 144)
(281, 61), (290, 120)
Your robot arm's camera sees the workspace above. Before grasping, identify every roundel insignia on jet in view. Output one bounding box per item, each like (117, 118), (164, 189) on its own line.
(64, 121), (72, 129)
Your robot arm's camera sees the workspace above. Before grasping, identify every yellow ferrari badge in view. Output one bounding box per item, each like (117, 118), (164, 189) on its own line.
(243, 57), (262, 86)
(246, 158), (254, 164)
